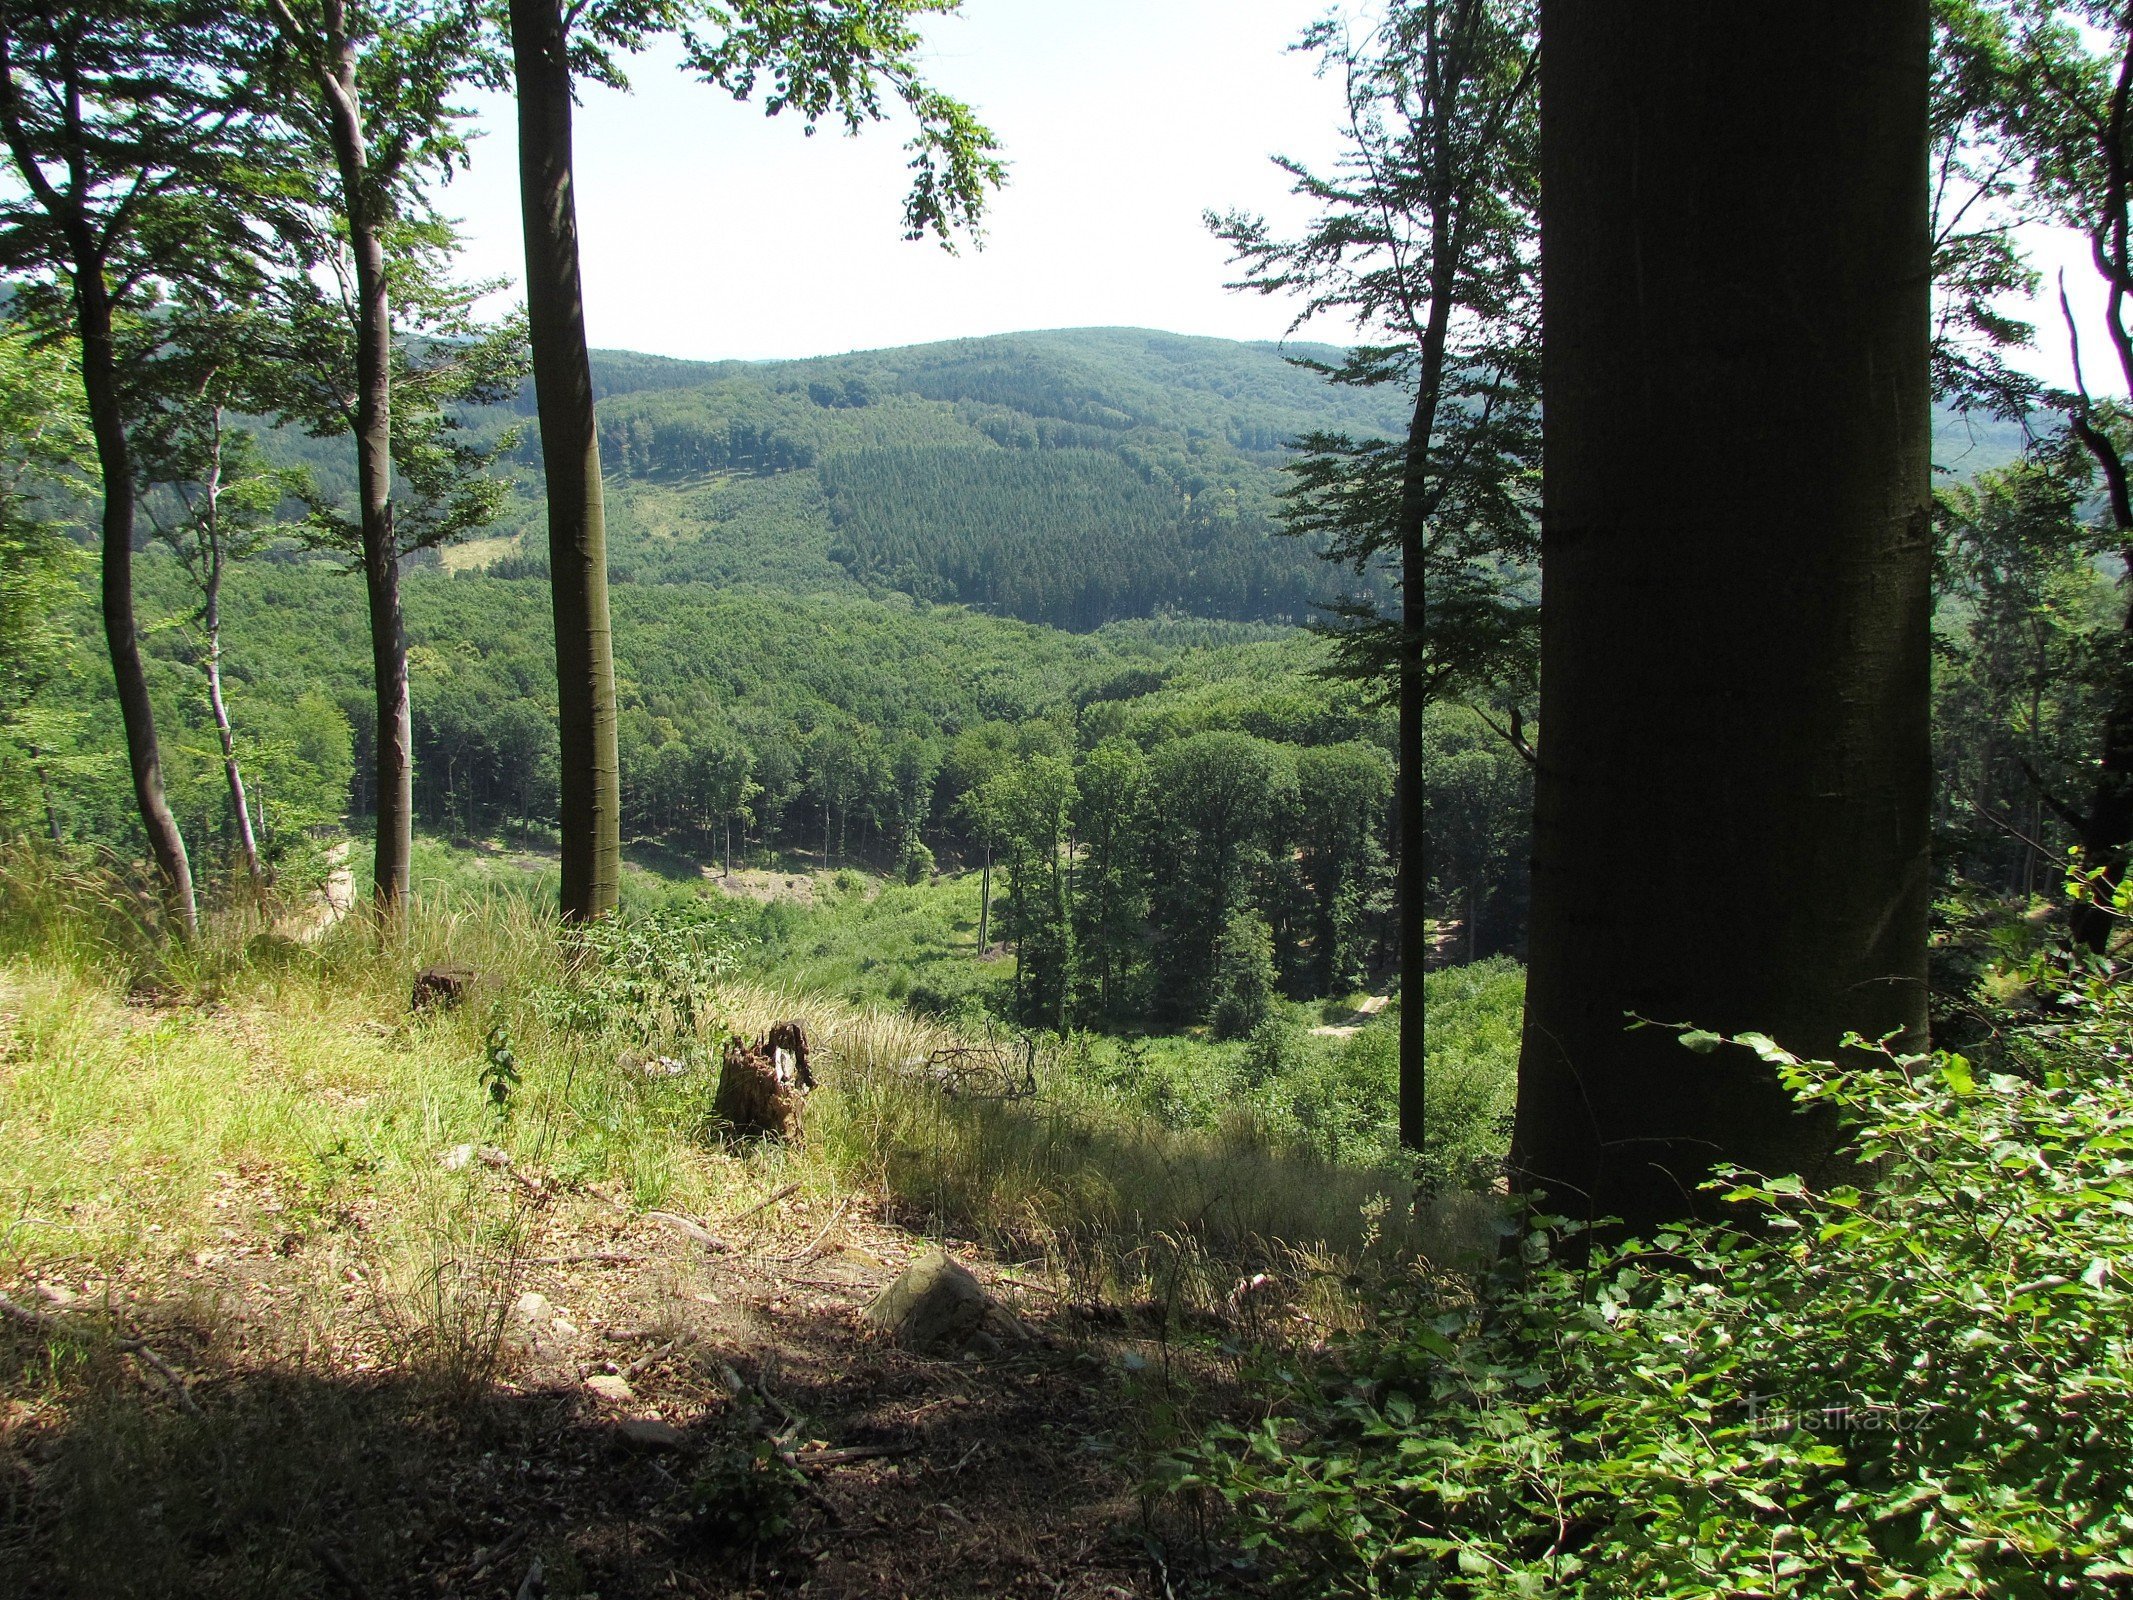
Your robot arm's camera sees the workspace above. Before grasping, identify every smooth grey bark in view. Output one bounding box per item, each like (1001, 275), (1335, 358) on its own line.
(193, 409), (263, 890)
(510, 0), (621, 923)
(269, 0), (411, 912)
(1511, 0), (1933, 1235)
(78, 269), (198, 936)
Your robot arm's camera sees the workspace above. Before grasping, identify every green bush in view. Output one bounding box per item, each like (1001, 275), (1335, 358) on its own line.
(1183, 1024), (2133, 1596)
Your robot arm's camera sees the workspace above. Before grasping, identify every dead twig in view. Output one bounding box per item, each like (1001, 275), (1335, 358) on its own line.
(625, 1337), (683, 1380)
(724, 1182), (801, 1225)
(794, 1441), (917, 1470)
(773, 1196), (852, 1262)
(645, 1210), (724, 1247)
(0, 1291), (202, 1417)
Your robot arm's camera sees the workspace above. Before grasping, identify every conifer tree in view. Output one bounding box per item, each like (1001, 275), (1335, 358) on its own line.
(1212, 0), (1541, 1151)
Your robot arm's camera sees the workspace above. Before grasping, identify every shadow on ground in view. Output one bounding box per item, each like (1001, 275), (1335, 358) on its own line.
(0, 1289), (1210, 1599)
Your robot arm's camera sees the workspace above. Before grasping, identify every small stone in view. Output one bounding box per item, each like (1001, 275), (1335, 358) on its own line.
(617, 1417), (685, 1448)
(440, 1143), (477, 1171)
(514, 1291), (554, 1324)
(585, 1374), (635, 1403)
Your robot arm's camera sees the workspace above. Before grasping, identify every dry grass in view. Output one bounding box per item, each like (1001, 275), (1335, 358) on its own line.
(1, 852), (1485, 1369)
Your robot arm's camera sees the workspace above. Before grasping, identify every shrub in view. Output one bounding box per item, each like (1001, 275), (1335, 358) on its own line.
(1184, 1026), (2133, 1597)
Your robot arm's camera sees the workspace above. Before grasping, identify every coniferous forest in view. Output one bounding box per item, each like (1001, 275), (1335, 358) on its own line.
(7, 3), (2133, 1597)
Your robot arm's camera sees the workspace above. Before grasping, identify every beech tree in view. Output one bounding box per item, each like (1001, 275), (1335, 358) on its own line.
(1512, 0), (1933, 1234)
(505, 0), (1002, 923)
(136, 329), (291, 890)
(1212, 0), (1541, 1152)
(258, 0), (514, 914)
(0, 0), (288, 935)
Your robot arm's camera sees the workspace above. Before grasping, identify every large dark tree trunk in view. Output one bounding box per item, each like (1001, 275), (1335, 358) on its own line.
(1512, 1), (1932, 1236)
(74, 264), (197, 936)
(510, 0), (621, 923)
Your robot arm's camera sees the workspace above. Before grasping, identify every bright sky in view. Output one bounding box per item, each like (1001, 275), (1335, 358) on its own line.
(428, 0), (2121, 397)
(437, 1), (1357, 364)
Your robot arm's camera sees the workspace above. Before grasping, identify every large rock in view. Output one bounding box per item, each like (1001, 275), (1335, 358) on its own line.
(863, 1249), (992, 1352)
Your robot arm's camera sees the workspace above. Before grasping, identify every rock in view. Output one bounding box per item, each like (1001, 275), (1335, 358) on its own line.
(508, 1292), (577, 1356)
(616, 1417), (685, 1448)
(863, 1249), (991, 1352)
(440, 1143), (511, 1172)
(585, 1374), (635, 1403)
(411, 965), (477, 1012)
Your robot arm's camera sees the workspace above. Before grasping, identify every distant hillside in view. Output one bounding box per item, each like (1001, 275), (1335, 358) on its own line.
(267, 327), (2040, 630)
(359, 327), (1403, 631)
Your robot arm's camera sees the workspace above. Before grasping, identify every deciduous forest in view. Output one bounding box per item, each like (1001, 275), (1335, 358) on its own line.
(2, 1), (2130, 1596)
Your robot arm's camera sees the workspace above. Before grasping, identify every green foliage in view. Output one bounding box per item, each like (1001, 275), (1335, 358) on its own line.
(1932, 460), (2113, 904)
(1209, 910), (1277, 1040)
(538, 900), (739, 1051)
(480, 1022), (521, 1111)
(688, 1432), (805, 1549)
(1185, 1015), (2133, 1596)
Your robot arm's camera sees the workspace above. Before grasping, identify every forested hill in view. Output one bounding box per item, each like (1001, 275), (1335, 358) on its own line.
(450, 327), (1416, 631)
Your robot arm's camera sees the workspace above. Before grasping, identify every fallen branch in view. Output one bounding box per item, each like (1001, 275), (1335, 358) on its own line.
(724, 1182), (801, 1225)
(0, 1291), (202, 1417)
(793, 1441), (916, 1470)
(644, 1211), (724, 1248)
(773, 1196), (853, 1263)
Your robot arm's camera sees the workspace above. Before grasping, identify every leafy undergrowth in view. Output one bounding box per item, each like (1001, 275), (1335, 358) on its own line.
(1179, 1005), (2133, 1597)
(0, 842), (1489, 1596)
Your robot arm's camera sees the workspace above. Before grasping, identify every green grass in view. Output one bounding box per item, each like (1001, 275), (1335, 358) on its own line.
(0, 836), (1519, 1356)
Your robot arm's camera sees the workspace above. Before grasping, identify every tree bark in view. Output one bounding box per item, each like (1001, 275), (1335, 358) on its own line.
(194, 405), (263, 891)
(1512, 0), (1933, 1236)
(511, 0), (621, 923)
(300, 4), (411, 914)
(1394, 243), (1458, 1154)
(75, 265), (197, 936)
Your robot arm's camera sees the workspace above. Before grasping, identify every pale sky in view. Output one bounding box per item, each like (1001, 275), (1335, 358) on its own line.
(428, 0), (2116, 395)
(437, 1), (1358, 364)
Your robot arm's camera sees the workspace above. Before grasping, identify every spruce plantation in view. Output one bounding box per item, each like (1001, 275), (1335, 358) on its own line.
(4, 2), (2133, 1597)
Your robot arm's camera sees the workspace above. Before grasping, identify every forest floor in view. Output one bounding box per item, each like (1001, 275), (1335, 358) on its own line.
(3, 1162), (1211, 1599)
(0, 949), (1302, 1600)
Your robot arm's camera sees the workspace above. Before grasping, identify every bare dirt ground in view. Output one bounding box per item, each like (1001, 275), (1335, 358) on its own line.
(1308, 992), (1390, 1040)
(1, 1172), (1222, 1599)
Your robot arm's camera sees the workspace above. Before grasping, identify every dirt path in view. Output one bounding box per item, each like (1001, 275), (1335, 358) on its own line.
(1, 1175), (1203, 1599)
(284, 839), (356, 944)
(1309, 990), (1391, 1039)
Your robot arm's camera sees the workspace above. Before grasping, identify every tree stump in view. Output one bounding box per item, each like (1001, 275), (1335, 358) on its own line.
(714, 1020), (814, 1139)
(412, 965), (478, 1012)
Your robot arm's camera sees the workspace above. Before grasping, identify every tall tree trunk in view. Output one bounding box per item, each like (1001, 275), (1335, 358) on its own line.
(197, 406), (263, 891)
(511, 0), (620, 923)
(1395, 247), (1457, 1153)
(309, 14), (411, 914)
(1512, 0), (1933, 1236)
(977, 841), (991, 950)
(203, 592), (263, 892)
(74, 264), (197, 936)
